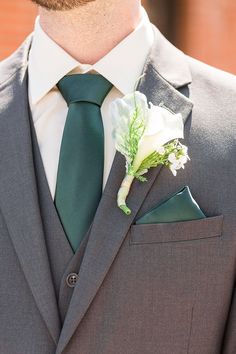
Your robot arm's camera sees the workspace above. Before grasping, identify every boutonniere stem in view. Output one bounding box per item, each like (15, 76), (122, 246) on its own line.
(117, 175), (135, 215)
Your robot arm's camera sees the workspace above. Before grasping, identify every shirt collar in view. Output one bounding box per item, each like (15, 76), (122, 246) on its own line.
(28, 6), (154, 105)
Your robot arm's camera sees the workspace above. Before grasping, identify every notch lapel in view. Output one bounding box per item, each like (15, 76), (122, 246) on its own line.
(57, 26), (194, 353)
(0, 37), (60, 344)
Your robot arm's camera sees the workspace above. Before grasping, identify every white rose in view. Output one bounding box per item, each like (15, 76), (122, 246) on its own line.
(110, 91), (149, 162)
(132, 103), (184, 171)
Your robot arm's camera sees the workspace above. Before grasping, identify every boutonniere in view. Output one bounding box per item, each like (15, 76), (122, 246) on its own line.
(110, 90), (189, 215)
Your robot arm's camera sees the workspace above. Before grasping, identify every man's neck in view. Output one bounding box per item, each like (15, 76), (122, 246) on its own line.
(39, 0), (142, 64)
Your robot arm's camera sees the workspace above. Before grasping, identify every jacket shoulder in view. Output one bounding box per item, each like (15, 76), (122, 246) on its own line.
(0, 34), (32, 88)
(186, 56), (236, 141)
(187, 56), (236, 96)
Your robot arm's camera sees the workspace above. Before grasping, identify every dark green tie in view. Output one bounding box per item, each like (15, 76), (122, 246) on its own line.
(55, 73), (113, 252)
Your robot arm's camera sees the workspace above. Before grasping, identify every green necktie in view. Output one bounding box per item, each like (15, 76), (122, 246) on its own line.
(55, 73), (113, 252)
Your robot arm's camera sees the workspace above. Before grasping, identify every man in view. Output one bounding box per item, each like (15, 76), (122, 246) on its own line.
(0, 0), (236, 353)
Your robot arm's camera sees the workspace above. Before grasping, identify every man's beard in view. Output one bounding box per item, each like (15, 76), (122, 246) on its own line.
(30, 0), (96, 11)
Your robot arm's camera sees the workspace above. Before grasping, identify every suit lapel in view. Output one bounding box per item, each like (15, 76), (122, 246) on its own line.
(57, 25), (194, 353)
(0, 37), (60, 344)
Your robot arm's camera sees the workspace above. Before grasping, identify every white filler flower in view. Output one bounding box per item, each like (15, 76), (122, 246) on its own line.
(110, 91), (189, 215)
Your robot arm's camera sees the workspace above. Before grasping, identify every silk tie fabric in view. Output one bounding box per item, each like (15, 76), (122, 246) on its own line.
(55, 73), (113, 252)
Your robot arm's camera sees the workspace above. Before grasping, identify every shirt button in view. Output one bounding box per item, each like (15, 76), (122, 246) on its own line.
(66, 273), (79, 288)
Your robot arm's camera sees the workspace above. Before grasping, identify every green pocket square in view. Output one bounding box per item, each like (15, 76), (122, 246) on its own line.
(135, 186), (206, 225)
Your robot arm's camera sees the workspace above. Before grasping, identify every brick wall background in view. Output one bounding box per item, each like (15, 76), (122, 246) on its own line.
(0, 0), (236, 74)
(175, 0), (236, 75)
(0, 0), (37, 59)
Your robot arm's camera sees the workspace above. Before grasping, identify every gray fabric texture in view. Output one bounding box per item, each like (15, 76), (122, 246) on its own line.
(0, 24), (236, 354)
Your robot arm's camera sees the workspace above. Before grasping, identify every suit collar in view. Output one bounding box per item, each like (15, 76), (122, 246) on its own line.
(56, 25), (193, 354)
(148, 24), (192, 89)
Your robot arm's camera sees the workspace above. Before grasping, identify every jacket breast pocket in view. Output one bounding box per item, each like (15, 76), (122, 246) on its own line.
(130, 215), (223, 245)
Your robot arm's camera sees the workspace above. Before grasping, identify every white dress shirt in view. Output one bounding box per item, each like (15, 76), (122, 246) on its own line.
(28, 6), (154, 199)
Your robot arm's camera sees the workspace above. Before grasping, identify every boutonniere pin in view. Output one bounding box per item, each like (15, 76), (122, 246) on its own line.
(110, 88), (189, 215)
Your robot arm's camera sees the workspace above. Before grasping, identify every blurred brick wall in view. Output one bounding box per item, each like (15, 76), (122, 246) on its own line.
(0, 0), (236, 75)
(0, 0), (37, 59)
(144, 0), (236, 74)
(175, 0), (236, 74)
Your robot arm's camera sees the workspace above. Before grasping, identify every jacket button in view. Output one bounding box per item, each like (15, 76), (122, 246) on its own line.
(66, 273), (78, 288)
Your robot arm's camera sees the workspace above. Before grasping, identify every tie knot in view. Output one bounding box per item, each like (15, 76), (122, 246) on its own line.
(57, 73), (113, 106)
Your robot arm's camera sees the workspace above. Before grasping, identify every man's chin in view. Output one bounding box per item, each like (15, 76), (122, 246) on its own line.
(30, 0), (96, 11)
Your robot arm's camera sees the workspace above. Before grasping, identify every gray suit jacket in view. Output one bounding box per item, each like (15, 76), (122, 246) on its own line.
(0, 25), (236, 354)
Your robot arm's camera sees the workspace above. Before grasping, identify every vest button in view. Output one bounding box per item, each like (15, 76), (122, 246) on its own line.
(66, 273), (79, 288)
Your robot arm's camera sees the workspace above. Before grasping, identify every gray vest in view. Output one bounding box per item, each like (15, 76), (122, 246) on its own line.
(30, 118), (90, 323)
